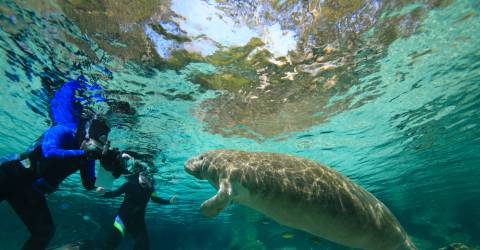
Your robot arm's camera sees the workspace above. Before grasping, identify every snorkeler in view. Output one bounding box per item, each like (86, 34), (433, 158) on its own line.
(0, 77), (127, 250)
(83, 171), (176, 250)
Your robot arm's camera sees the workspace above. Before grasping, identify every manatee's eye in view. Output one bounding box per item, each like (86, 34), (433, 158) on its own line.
(199, 156), (204, 161)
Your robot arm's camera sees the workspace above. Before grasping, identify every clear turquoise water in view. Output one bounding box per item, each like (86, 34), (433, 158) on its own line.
(0, 0), (479, 249)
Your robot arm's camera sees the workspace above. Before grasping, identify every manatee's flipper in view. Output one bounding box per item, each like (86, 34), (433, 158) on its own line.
(200, 179), (231, 217)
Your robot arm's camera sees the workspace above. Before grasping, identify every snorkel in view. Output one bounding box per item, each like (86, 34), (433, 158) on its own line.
(138, 171), (153, 189)
(79, 115), (135, 179)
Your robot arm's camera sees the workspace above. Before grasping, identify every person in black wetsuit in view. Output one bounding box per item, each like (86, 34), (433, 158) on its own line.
(90, 171), (176, 250)
(0, 78), (127, 250)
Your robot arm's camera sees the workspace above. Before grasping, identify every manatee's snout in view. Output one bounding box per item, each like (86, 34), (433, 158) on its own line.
(184, 155), (206, 179)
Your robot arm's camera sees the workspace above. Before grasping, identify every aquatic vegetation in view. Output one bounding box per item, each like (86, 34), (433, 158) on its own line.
(8, 0), (456, 139)
(281, 232), (295, 239)
(57, 0), (171, 65)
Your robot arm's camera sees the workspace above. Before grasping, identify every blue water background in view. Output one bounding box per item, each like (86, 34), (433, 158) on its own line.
(0, 0), (479, 249)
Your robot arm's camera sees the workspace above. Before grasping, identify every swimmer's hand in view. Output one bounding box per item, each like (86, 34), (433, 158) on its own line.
(84, 149), (103, 160)
(80, 140), (105, 160)
(96, 187), (106, 195)
(169, 196), (177, 204)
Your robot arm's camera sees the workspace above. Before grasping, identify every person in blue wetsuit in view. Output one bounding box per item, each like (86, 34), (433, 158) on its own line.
(0, 77), (125, 250)
(80, 171), (176, 250)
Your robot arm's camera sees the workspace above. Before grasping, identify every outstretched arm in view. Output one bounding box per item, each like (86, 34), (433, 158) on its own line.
(151, 192), (175, 205)
(103, 183), (128, 198)
(42, 126), (86, 159)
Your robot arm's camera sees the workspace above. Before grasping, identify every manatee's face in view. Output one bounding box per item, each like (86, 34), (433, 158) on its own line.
(184, 153), (210, 180)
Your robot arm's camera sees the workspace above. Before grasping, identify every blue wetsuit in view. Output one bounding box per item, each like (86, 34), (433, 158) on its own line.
(0, 78), (102, 250)
(37, 124), (95, 190)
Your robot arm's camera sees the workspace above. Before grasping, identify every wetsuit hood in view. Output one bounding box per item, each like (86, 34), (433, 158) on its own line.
(85, 116), (110, 144)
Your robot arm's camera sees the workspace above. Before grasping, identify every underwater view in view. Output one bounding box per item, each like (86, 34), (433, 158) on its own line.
(0, 0), (479, 249)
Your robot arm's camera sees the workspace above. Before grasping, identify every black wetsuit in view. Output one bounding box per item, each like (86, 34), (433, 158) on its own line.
(0, 79), (99, 250)
(0, 126), (96, 250)
(97, 178), (170, 250)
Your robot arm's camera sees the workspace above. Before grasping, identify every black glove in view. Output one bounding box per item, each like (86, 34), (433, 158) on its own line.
(84, 149), (103, 160)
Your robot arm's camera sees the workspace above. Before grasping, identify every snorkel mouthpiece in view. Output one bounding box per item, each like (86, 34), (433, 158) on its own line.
(139, 172), (152, 189)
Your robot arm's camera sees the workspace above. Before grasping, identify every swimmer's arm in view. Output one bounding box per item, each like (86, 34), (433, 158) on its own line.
(150, 192), (173, 205)
(42, 126), (85, 159)
(103, 183), (127, 198)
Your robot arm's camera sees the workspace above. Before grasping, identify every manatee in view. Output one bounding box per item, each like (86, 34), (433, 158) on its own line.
(184, 149), (417, 250)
